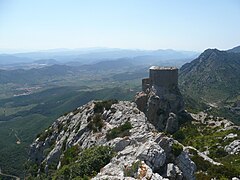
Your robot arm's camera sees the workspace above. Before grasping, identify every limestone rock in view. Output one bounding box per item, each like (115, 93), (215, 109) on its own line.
(137, 141), (166, 171)
(225, 140), (240, 155)
(223, 133), (238, 141)
(29, 100), (196, 179)
(166, 163), (183, 180)
(176, 151), (196, 180)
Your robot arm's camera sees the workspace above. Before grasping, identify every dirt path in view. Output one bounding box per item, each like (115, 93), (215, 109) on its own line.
(0, 167), (20, 180)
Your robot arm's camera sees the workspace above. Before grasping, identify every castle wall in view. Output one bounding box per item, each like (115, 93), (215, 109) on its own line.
(149, 66), (178, 88)
(142, 78), (150, 92)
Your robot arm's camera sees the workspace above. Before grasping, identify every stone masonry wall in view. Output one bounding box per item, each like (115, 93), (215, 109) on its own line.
(149, 66), (178, 89)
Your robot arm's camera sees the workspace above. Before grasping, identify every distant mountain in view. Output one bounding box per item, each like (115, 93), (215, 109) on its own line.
(0, 54), (195, 87)
(1, 48), (199, 64)
(78, 58), (135, 71)
(0, 54), (34, 64)
(0, 64), (77, 84)
(227, 45), (240, 53)
(33, 59), (58, 65)
(179, 48), (240, 104)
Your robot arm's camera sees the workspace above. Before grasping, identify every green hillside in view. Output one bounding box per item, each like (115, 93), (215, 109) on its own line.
(179, 49), (240, 104)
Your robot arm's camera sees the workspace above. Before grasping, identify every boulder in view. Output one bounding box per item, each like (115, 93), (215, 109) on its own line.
(137, 142), (166, 171)
(176, 151), (196, 180)
(166, 163), (183, 180)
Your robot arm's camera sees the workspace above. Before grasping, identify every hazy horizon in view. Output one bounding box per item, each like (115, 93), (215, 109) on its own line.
(0, 0), (239, 52)
(0, 45), (239, 55)
(0, 46), (202, 54)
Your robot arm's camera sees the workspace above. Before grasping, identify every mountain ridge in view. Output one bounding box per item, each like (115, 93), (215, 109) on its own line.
(179, 48), (240, 104)
(227, 45), (240, 53)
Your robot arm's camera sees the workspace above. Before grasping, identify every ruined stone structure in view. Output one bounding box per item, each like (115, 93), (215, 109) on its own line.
(135, 66), (191, 134)
(142, 66), (178, 92)
(142, 78), (150, 92)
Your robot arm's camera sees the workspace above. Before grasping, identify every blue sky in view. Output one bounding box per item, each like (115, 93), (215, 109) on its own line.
(0, 0), (239, 52)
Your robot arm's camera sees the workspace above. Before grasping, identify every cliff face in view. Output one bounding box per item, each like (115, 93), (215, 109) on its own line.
(28, 100), (196, 179)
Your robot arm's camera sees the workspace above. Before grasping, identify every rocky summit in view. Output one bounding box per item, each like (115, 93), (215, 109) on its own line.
(28, 100), (197, 179)
(27, 97), (240, 179)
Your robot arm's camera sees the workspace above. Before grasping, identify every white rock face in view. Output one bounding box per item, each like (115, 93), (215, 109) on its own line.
(225, 140), (240, 155)
(166, 163), (183, 180)
(137, 141), (166, 171)
(224, 133), (238, 141)
(29, 100), (197, 179)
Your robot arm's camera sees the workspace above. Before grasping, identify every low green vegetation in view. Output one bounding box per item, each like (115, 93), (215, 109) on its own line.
(172, 143), (183, 157)
(26, 145), (115, 179)
(174, 121), (240, 152)
(208, 107), (240, 125)
(174, 120), (240, 179)
(37, 128), (54, 142)
(60, 145), (82, 166)
(189, 149), (240, 179)
(94, 99), (118, 114)
(124, 160), (140, 178)
(172, 130), (185, 143)
(87, 114), (104, 132)
(183, 95), (208, 114)
(53, 146), (115, 179)
(106, 121), (132, 140)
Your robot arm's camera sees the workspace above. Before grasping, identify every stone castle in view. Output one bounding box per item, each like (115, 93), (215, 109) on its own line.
(135, 66), (190, 134)
(142, 66), (178, 92)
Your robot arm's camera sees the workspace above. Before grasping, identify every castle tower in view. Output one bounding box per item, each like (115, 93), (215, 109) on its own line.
(142, 66), (178, 92)
(149, 66), (178, 88)
(137, 65), (186, 134)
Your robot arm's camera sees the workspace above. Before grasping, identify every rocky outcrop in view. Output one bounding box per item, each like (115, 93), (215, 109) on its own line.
(176, 151), (196, 180)
(135, 66), (191, 134)
(135, 85), (190, 134)
(225, 140), (240, 155)
(29, 100), (196, 179)
(134, 91), (148, 112)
